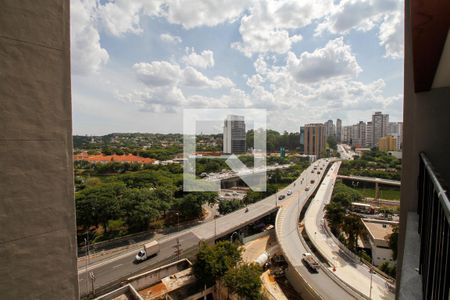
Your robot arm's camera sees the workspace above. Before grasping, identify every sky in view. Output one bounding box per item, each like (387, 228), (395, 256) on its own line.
(71, 0), (404, 135)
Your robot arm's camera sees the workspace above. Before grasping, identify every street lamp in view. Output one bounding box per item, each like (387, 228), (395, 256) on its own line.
(175, 212), (180, 232)
(230, 231), (239, 243)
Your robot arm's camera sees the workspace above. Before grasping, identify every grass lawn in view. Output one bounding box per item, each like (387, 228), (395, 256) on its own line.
(353, 187), (400, 200)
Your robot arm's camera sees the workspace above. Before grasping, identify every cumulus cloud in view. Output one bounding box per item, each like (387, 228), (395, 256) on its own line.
(133, 60), (233, 89)
(160, 33), (182, 44)
(287, 37), (362, 83)
(232, 0), (332, 57)
(160, 0), (252, 29)
(133, 61), (182, 86)
(378, 11), (404, 59)
(315, 0), (403, 59)
(182, 48), (215, 69)
(71, 0), (109, 75)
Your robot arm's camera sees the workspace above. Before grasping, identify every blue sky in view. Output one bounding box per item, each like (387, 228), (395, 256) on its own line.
(71, 0), (404, 135)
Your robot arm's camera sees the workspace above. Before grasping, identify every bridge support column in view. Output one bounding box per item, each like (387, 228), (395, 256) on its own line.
(375, 182), (380, 205)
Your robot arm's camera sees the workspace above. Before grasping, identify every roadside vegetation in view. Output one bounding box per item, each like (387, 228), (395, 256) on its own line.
(193, 241), (265, 300)
(325, 182), (364, 251)
(352, 187), (400, 200)
(325, 182), (399, 277)
(339, 148), (401, 180)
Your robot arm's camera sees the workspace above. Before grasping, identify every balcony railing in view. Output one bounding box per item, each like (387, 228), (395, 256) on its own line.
(418, 152), (450, 300)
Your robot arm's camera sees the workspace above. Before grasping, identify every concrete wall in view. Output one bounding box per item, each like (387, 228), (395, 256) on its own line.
(0, 1), (78, 299)
(398, 0), (450, 295)
(126, 259), (191, 291)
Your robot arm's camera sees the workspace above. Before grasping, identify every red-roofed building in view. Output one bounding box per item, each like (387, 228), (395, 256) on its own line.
(74, 153), (156, 164)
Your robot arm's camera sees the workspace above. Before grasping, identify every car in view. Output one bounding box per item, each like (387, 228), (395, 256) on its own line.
(311, 170), (315, 173)
(278, 195), (286, 200)
(287, 190), (292, 196)
(305, 186), (310, 191)
(317, 171), (321, 175)
(224, 193), (231, 196)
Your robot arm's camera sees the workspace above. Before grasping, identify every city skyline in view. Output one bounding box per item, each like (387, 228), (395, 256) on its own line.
(71, 0), (404, 135)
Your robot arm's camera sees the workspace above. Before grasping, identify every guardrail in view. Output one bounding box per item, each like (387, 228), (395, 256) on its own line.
(418, 153), (450, 300)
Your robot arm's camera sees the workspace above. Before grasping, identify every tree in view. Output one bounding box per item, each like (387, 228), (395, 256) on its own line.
(342, 214), (364, 251)
(389, 225), (399, 260)
(224, 263), (264, 300)
(325, 202), (346, 235)
(193, 241), (242, 287)
(75, 182), (124, 231)
(121, 188), (160, 231)
(219, 199), (244, 215)
(327, 135), (337, 150)
(175, 192), (218, 220)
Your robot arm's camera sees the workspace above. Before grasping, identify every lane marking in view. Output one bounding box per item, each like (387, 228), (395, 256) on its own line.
(112, 263), (123, 269)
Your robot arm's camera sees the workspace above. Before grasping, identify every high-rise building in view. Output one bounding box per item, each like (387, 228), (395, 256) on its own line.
(336, 118), (342, 143)
(372, 112), (389, 146)
(223, 115), (246, 154)
(378, 135), (397, 151)
(299, 126), (305, 153)
(343, 126), (352, 144)
(351, 121), (366, 147)
(366, 121), (373, 147)
(324, 119), (335, 138)
(387, 121), (403, 150)
(304, 123), (326, 157)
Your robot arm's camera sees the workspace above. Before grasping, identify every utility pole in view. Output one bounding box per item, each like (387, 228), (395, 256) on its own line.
(84, 233), (89, 294)
(173, 237), (182, 260)
(89, 271), (95, 297)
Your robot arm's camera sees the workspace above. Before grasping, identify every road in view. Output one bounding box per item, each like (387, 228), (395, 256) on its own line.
(79, 168), (285, 296)
(204, 164), (291, 182)
(275, 159), (358, 300)
(304, 162), (394, 300)
(338, 144), (356, 160)
(337, 175), (401, 186)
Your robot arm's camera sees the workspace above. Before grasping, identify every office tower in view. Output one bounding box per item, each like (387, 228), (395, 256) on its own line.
(223, 115), (246, 154)
(324, 119), (335, 137)
(378, 135), (397, 151)
(336, 119), (342, 143)
(366, 121), (373, 147)
(0, 1), (79, 298)
(372, 112), (389, 146)
(304, 123), (326, 157)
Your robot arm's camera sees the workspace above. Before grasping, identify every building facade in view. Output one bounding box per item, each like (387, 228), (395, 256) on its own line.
(351, 121), (366, 148)
(336, 118), (342, 143)
(324, 119), (335, 138)
(0, 1), (79, 298)
(378, 135), (398, 151)
(342, 125), (352, 144)
(304, 123), (326, 157)
(223, 115), (246, 154)
(372, 112), (389, 146)
(365, 121), (373, 148)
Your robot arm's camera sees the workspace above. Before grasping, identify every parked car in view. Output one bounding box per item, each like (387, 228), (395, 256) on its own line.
(278, 195), (286, 200)
(287, 190), (292, 196)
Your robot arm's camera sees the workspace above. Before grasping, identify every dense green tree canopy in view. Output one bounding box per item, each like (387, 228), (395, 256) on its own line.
(193, 241), (242, 287)
(224, 263), (264, 300)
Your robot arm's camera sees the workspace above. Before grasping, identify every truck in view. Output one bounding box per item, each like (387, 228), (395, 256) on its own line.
(135, 240), (160, 263)
(302, 253), (319, 273)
